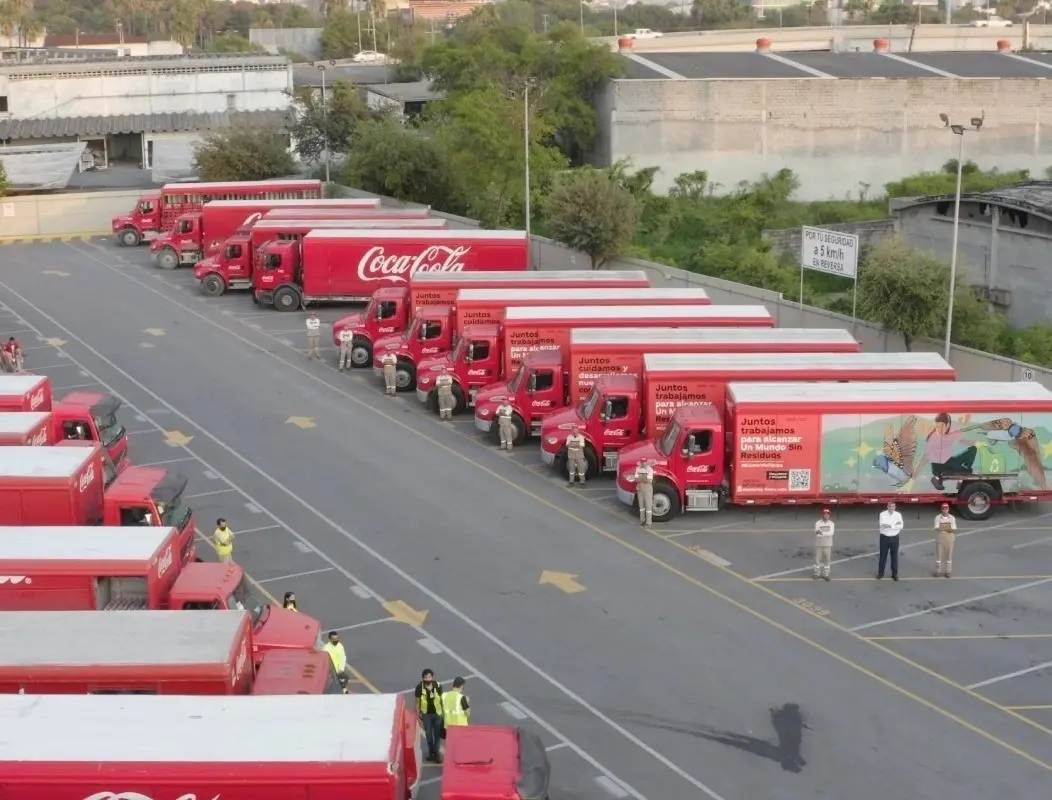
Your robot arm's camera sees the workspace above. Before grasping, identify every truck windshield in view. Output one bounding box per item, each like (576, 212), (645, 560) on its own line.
(152, 474), (192, 531)
(228, 576), (265, 626)
(94, 413), (125, 449)
(657, 420), (681, 457)
(581, 387), (601, 420)
(508, 364), (526, 393)
(450, 337), (466, 363)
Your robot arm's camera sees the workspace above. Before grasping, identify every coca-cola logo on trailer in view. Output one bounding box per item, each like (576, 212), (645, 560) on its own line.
(357, 245), (470, 283)
(83, 794), (219, 800)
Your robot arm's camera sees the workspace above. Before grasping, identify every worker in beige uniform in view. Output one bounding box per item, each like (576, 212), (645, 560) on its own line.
(813, 508), (834, 581)
(380, 352), (398, 395)
(337, 327), (354, 371)
(305, 312), (321, 360)
(633, 459), (655, 527)
(435, 368), (455, 420)
(565, 425), (587, 486)
(496, 399), (515, 451)
(933, 502), (958, 578)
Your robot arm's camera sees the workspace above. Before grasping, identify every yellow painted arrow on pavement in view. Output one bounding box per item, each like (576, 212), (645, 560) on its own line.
(143, 328), (166, 337)
(383, 600), (429, 627)
(163, 430), (193, 447)
(42, 270), (70, 277)
(42, 338), (67, 347)
(539, 570), (586, 594)
(285, 416), (316, 429)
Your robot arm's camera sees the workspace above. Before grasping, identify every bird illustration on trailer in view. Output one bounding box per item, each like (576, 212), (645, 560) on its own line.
(821, 412), (1052, 494)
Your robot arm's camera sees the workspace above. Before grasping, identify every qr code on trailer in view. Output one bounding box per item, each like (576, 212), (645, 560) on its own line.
(788, 469), (811, 491)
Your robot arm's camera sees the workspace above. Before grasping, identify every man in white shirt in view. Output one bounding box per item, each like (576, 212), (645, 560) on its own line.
(933, 502), (958, 578)
(877, 500), (904, 581)
(813, 508), (834, 581)
(305, 312), (321, 360)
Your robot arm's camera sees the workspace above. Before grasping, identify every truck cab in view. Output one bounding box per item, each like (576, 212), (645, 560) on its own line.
(150, 212), (202, 270)
(616, 405), (726, 522)
(194, 232), (254, 295)
(442, 726), (552, 800)
(252, 239), (302, 309)
(336, 286), (412, 368)
(371, 305), (455, 390)
(111, 194), (162, 247)
(416, 323), (501, 411)
(51, 390), (129, 471)
(542, 375), (643, 478)
(251, 650), (345, 695)
(473, 350), (567, 446)
(107, 466), (197, 562)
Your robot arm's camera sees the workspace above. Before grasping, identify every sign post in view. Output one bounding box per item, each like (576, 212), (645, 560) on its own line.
(799, 226), (860, 324)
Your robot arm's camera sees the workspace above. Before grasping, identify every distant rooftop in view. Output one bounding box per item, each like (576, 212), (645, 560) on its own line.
(365, 80), (441, 103)
(893, 181), (1052, 223)
(0, 110), (290, 141)
(1, 52), (288, 76)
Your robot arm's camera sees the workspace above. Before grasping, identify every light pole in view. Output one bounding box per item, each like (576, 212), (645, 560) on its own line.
(318, 64), (330, 185)
(579, 0), (584, 34)
(523, 80), (536, 266)
(938, 111), (983, 361)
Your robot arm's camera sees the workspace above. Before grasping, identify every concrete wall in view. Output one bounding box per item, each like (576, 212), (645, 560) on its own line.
(250, 28), (323, 59)
(763, 219), (896, 258)
(3, 186), (1049, 388)
(596, 77), (1052, 199)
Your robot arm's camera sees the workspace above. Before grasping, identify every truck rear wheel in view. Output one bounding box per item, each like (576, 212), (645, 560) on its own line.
(395, 361), (416, 391)
(958, 481), (998, 521)
(652, 481), (681, 523)
(350, 340), (372, 367)
(119, 228), (141, 247)
(156, 247), (179, 270)
(273, 286), (301, 311)
(201, 274), (225, 297)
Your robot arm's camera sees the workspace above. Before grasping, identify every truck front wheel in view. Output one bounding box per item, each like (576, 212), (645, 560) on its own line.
(491, 414), (527, 446)
(350, 340), (372, 367)
(958, 481), (999, 521)
(395, 361), (416, 391)
(273, 286), (301, 311)
(559, 446), (599, 480)
(651, 481), (681, 523)
(201, 274), (226, 297)
(119, 228), (141, 247)
(156, 247), (179, 270)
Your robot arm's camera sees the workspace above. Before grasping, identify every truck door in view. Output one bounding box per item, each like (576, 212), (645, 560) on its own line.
(527, 368), (557, 420)
(225, 243), (247, 277)
(464, 339), (495, 400)
(681, 426), (719, 487)
(375, 299), (399, 334)
(599, 394), (634, 452)
(417, 318), (445, 357)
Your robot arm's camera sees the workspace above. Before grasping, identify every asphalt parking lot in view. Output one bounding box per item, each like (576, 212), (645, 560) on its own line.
(3, 236), (1052, 799)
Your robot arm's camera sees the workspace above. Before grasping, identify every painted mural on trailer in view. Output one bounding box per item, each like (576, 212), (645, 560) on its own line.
(820, 412), (1052, 494)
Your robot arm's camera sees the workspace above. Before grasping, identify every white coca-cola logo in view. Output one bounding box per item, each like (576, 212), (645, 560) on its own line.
(156, 545), (174, 579)
(79, 463), (96, 493)
(0, 575), (29, 584)
(84, 794), (219, 800)
(29, 388), (44, 410)
(357, 245), (469, 283)
(29, 428), (48, 446)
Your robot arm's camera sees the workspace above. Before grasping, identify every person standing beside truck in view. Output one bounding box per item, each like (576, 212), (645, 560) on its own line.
(934, 502), (957, 578)
(496, 399), (515, 451)
(305, 312), (321, 360)
(442, 676), (471, 727)
(337, 327), (354, 371)
(213, 518), (234, 564)
(877, 500), (904, 581)
(566, 425), (587, 486)
(435, 368), (455, 420)
(283, 591), (299, 611)
(323, 630), (352, 690)
(813, 508), (834, 581)
(381, 352), (398, 395)
(634, 459), (655, 527)
(414, 668), (444, 763)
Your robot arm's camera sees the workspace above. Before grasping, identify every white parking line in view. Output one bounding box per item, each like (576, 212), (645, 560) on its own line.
(969, 660), (1052, 690)
(256, 567), (334, 584)
(417, 638), (443, 655)
(849, 577), (1052, 632)
(546, 742), (571, 753)
(1012, 534), (1052, 551)
(10, 264), (727, 800)
(350, 584), (372, 599)
(139, 457), (197, 467)
(52, 382), (104, 390)
(396, 675), (478, 695)
(29, 362), (77, 370)
(186, 488), (238, 500)
(234, 524), (283, 535)
(332, 618), (392, 634)
(596, 776), (631, 798)
(125, 429), (158, 436)
(500, 701), (528, 720)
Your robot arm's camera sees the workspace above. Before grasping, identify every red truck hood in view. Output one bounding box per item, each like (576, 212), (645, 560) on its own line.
(255, 605), (322, 654)
(540, 405), (586, 451)
(372, 333), (408, 367)
(473, 381), (512, 417)
(415, 354), (455, 391)
(150, 232), (173, 252)
(333, 312), (363, 338)
(111, 214), (134, 231)
(615, 439), (666, 489)
(193, 257), (219, 278)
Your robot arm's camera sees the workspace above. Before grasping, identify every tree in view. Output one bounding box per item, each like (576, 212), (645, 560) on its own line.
(291, 80), (379, 166)
(0, 158), (8, 197)
(204, 33), (264, 53)
(192, 124), (296, 181)
(544, 167), (640, 269)
(691, 0), (752, 26)
(321, 9), (365, 59)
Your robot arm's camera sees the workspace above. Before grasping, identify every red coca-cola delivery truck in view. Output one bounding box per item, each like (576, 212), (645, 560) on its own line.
(263, 205), (426, 221)
(0, 525), (320, 663)
(543, 349), (952, 479)
(0, 610), (320, 695)
(0, 374), (130, 470)
(112, 179), (324, 247)
(150, 197), (385, 270)
(195, 218), (449, 297)
(0, 445), (197, 562)
(334, 269), (649, 369)
(465, 305), (775, 443)
(0, 411), (52, 445)
(251, 650), (345, 695)
(616, 380), (1052, 522)
(0, 693), (425, 800)
(255, 228), (531, 312)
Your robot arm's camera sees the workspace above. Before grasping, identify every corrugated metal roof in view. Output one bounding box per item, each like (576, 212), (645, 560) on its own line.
(0, 110), (290, 141)
(894, 181), (1052, 221)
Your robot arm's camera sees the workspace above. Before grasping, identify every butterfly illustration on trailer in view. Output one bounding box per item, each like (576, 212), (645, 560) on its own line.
(872, 415), (918, 488)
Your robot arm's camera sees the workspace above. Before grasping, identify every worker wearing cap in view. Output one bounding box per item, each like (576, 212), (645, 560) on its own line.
(933, 502), (958, 578)
(305, 312), (321, 360)
(565, 425), (587, 486)
(435, 367), (455, 420)
(813, 508), (834, 581)
(213, 518), (234, 564)
(496, 399), (515, 451)
(633, 459), (655, 527)
(323, 631), (352, 689)
(337, 327), (354, 371)
(380, 352), (398, 395)
(442, 676), (471, 727)
(414, 668), (444, 762)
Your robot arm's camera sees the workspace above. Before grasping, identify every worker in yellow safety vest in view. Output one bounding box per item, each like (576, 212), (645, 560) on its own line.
(442, 676), (471, 726)
(213, 518), (234, 563)
(323, 630), (352, 691)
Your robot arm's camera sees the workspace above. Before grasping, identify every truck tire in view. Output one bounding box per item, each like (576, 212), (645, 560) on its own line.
(651, 480), (681, 523)
(958, 481), (998, 521)
(451, 384), (467, 414)
(273, 286), (301, 311)
(395, 361), (416, 391)
(201, 274), (226, 297)
(426, 389), (439, 414)
(119, 228), (141, 247)
(350, 340), (372, 368)
(489, 412), (528, 446)
(558, 445), (599, 480)
(156, 247), (179, 271)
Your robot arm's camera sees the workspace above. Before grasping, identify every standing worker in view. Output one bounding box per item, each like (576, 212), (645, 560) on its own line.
(496, 398), (515, 451)
(381, 351), (398, 396)
(282, 591), (299, 611)
(813, 508), (834, 581)
(876, 500), (904, 581)
(933, 502), (957, 578)
(442, 676), (471, 727)
(414, 668), (444, 763)
(305, 311), (321, 360)
(565, 424), (587, 486)
(213, 518), (234, 564)
(323, 631), (352, 691)
(435, 367), (455, 420)
(337, 326), (354, 371)
(633, 459), (655, 527)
